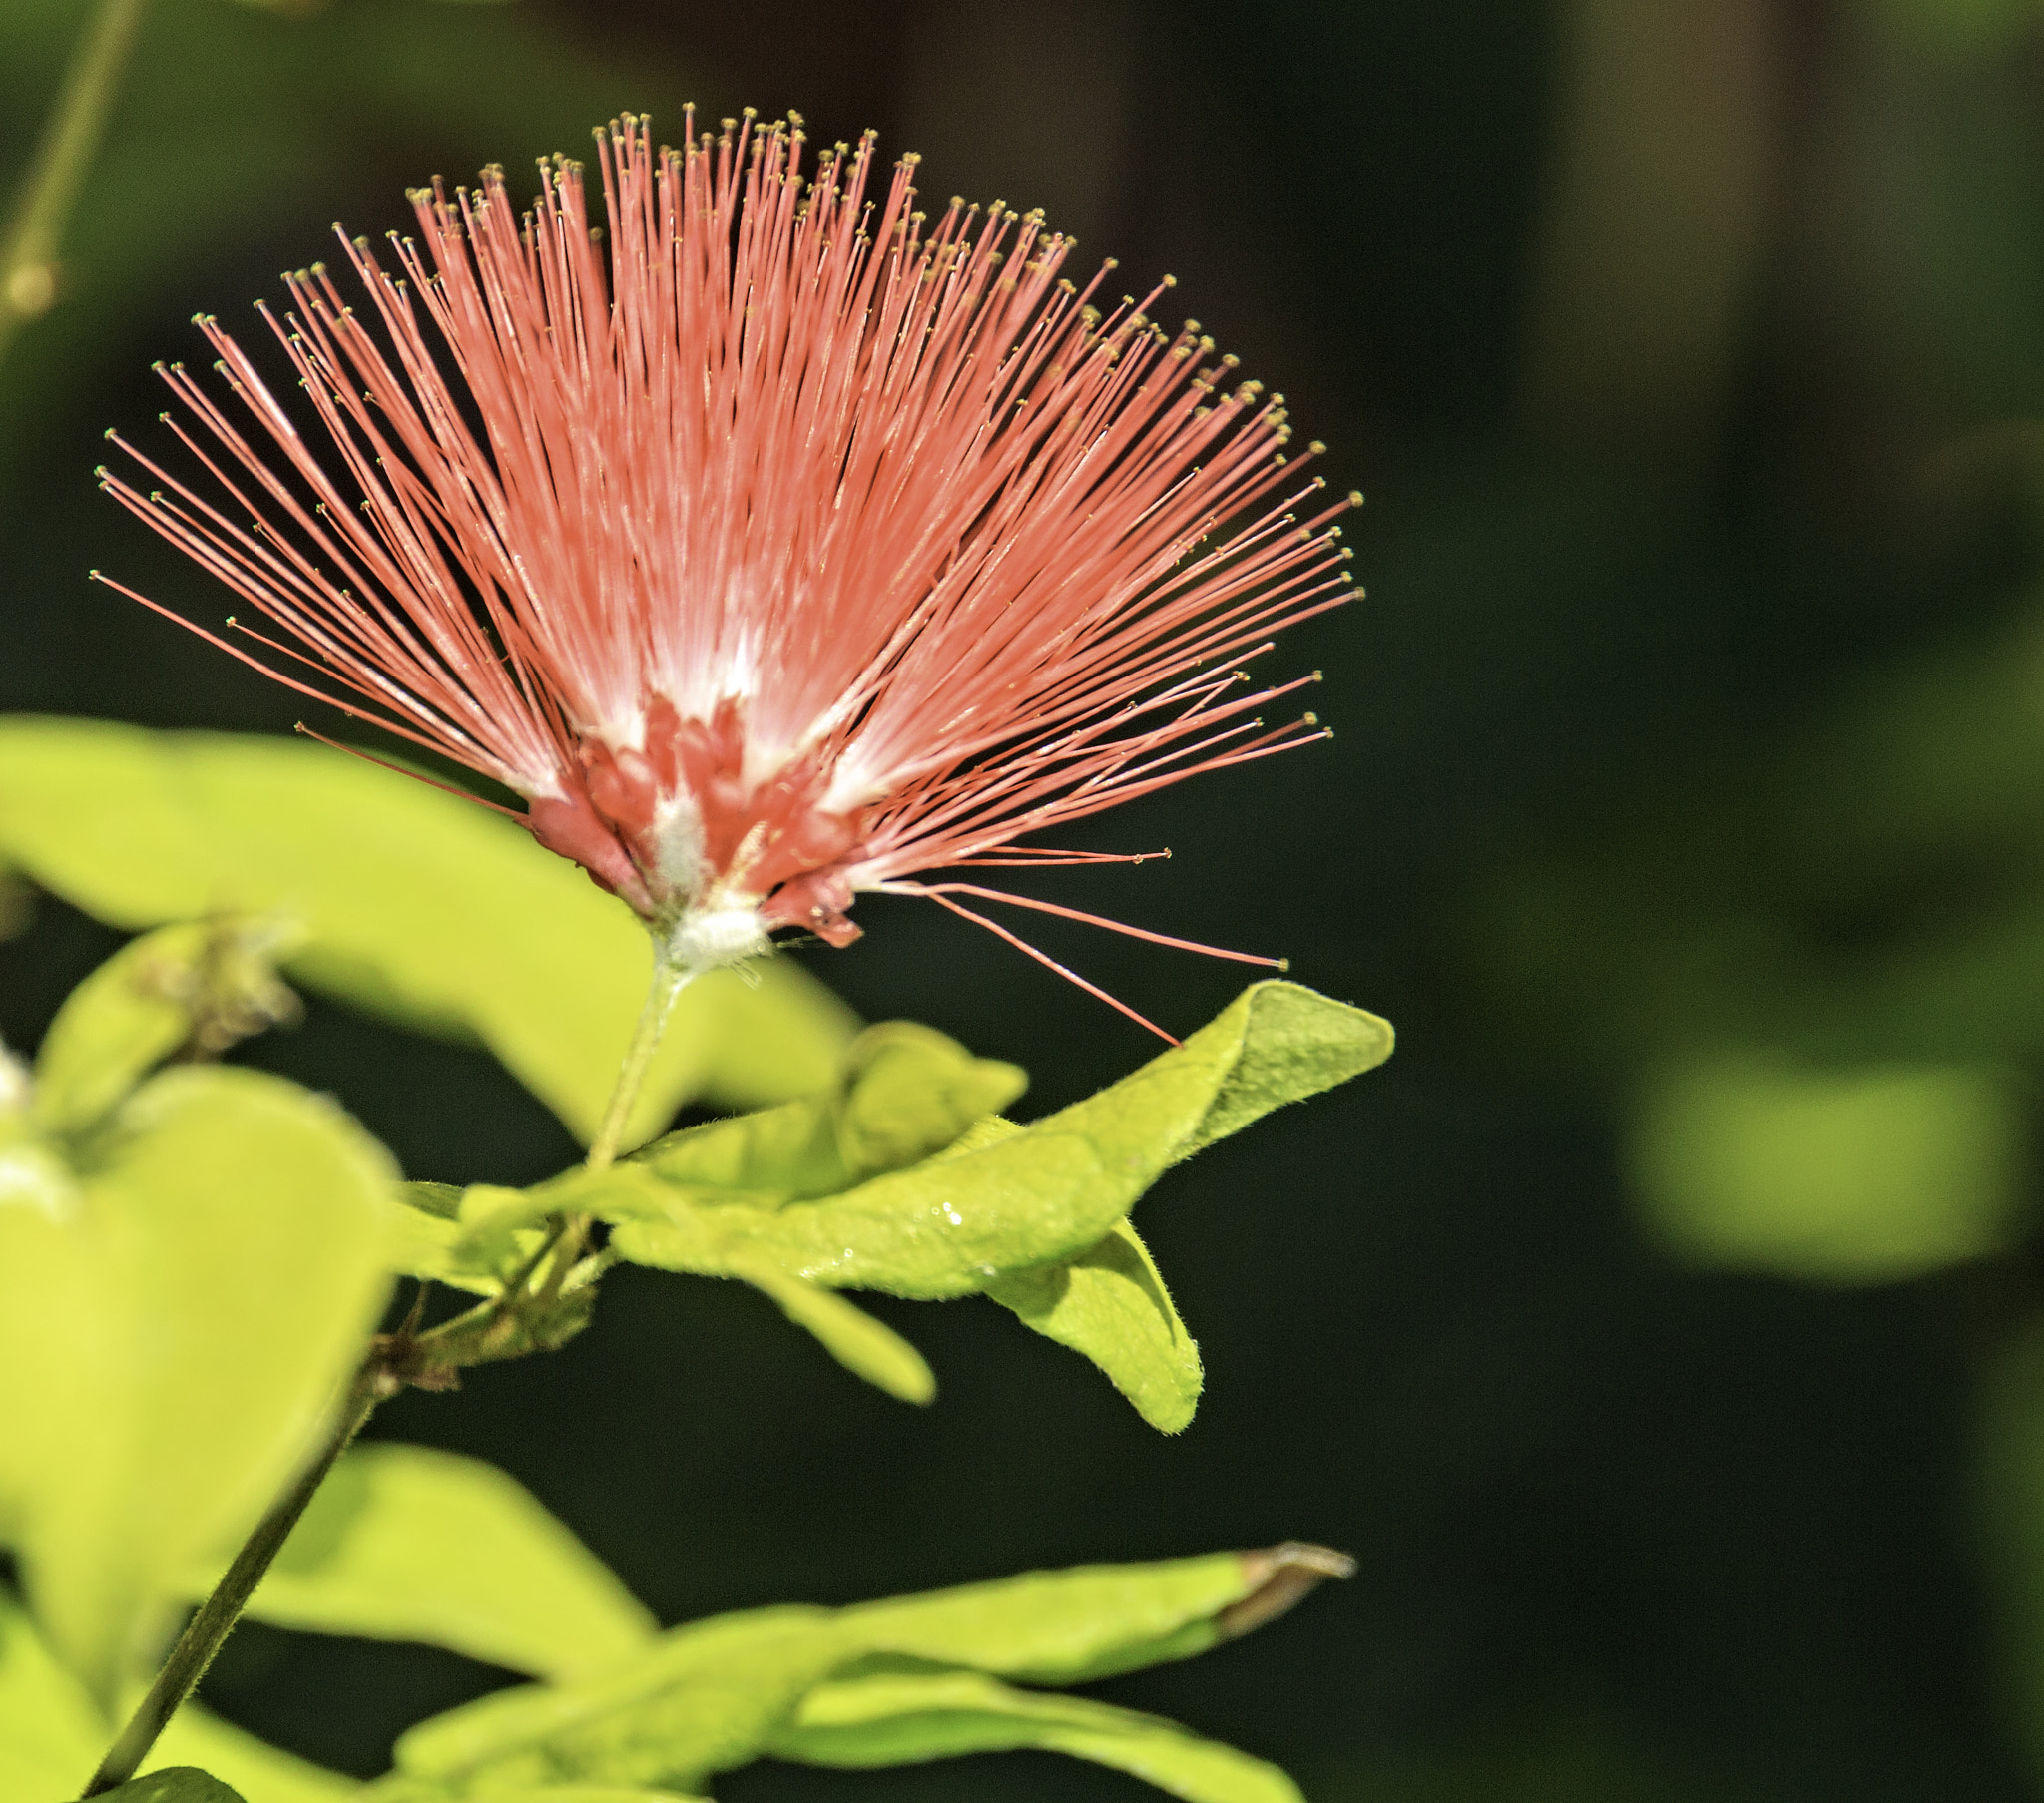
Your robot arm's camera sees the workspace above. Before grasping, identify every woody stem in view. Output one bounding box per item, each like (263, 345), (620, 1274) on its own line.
(79, 1365), (384, 1798)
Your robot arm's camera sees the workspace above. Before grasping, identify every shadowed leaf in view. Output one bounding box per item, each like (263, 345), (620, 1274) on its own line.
(33, 917), (298, 1136)
(97, 1770), (248, 1802)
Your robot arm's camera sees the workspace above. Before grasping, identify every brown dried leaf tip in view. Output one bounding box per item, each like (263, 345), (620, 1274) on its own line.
(1219, 1541), (1357, 1640)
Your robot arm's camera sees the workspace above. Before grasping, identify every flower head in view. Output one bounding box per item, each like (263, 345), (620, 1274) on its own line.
(99, 113), (1355, 1017)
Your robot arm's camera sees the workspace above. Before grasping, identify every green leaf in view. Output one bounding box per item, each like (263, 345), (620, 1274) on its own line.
(0, 1066), (395, 1701)
(832, 1544), (1352, 1685)
(727, 1256), (937, 1405)
(829, 1024), (1029, 1181)
(390, 1024), (1004, 1398)
(985, 1218), (1202, 1434)
(0, 1587), (351, 1801)
(447, 1184), (560, 1290)
(179, 1444), (657, 1682)
(596, 981), (1391, 1300)
(381, 1183), (497, 1297)
(98, 1771), (249, 1803)
(1169, 980), (1396, 1160)
(1626, 1055), (2031, 1282)
(385, 1545), (1351, 1793)
(627, 1022), (1025, 1199)
(0, 720), (858, 1145)
(771, 1669), (1302, 1803)
(0, 1583), (104, 1798)
(148, 1705), (359, 1803)
(390, 1606), (845, 1792)
(32, 917), (299, 1136)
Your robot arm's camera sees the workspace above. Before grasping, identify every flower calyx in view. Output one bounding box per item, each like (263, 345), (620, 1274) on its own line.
(528, 694), (871, 964)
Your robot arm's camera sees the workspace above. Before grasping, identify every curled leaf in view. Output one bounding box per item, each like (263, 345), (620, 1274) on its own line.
(1217, 1543), (1357, 1639)
(985, 1219), (1202, 1433)
(596, 982), (1392, 1302)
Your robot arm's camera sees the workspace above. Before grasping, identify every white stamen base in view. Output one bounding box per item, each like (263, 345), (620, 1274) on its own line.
(652, 793), (708, 897)
(666, 902), (770, 973)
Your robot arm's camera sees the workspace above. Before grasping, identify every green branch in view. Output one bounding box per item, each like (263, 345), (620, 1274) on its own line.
(0, 0), (150, 370)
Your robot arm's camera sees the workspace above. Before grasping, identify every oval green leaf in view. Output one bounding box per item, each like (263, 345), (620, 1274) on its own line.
(0, 1066), (395, 1701)
(390, 1544), (1350, 1791)
(393, 1606), (843, 1791)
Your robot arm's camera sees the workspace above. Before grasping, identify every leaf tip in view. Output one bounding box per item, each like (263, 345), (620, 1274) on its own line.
(1220, 1541), (1355, 1638)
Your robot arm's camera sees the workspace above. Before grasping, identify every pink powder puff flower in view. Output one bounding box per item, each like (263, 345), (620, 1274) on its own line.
(98, 112), (1356, 1034)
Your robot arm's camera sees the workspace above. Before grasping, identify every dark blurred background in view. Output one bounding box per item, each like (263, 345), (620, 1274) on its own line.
(13, 0), (2044, 1796)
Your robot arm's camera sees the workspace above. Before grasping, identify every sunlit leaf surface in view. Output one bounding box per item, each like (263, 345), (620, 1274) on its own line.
(380, 1545), (1345, 1797)
(0, 1585), (105, 1798)
(0, 1066), (394, 1701)
(595, 982), (1391, 1300)
(552, 983), (1390, 1422)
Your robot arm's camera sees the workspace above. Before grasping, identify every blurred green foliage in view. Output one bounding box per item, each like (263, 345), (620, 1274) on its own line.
(1628, 1056), (2030, 1281)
